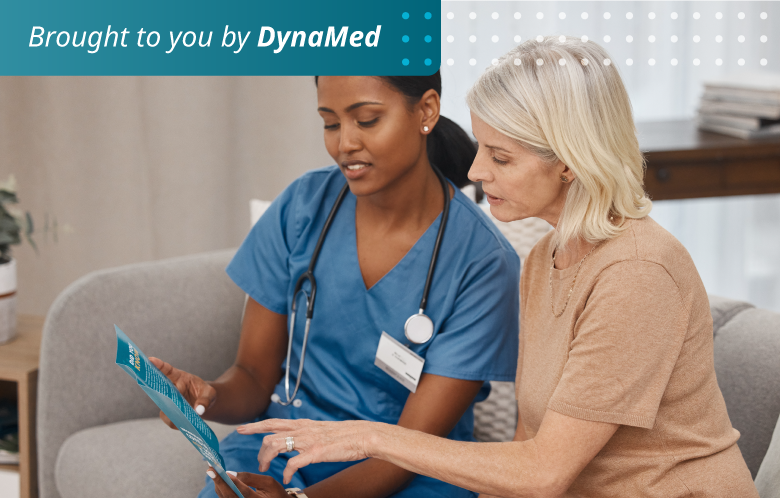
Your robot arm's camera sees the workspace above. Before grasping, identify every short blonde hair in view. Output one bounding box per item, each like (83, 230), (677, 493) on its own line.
(467, 36), (651, 248)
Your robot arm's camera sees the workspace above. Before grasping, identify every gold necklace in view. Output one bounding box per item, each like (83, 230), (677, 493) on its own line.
(549, 243), (598, 317)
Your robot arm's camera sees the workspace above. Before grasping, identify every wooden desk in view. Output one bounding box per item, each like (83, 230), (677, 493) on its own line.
(638, 120), (780, 200)
(0, 315), (43, 498)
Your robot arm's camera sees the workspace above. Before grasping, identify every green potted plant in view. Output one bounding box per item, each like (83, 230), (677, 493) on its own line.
(0, 175), (35, 344)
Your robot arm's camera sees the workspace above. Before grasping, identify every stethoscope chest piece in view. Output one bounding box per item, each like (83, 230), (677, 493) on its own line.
(404, 312), (434, 344)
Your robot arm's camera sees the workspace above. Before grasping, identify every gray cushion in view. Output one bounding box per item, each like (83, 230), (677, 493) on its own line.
(710, 295), (755, 334)
(55, 418), (237, 498)
(38, 249), (245, 498)
(714, 306), (780, 477)
(473, 381), (517, 443)
(756, 414), (780, 498)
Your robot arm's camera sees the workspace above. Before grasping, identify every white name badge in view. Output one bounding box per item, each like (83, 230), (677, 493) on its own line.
(374, 331), (425, 393)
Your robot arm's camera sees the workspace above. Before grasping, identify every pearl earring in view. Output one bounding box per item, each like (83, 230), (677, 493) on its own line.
(423, 126), (429, 132)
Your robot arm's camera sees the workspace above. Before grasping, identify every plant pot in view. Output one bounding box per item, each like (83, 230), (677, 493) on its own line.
(0, 258), (17, 344)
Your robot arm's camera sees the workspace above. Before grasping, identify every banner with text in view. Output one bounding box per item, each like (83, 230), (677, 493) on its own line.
(0, 0), (441, 75)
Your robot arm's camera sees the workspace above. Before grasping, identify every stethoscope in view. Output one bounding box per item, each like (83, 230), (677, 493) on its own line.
(271, 166), (451, 406)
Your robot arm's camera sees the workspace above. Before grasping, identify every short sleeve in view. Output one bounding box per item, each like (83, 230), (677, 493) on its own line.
(423, 247), (521, 382)
(226, 181), (300, 315)
(548, 261), (687, 429)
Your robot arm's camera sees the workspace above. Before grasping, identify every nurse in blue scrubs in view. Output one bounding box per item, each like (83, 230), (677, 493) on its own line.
(150, 73), (520, 498)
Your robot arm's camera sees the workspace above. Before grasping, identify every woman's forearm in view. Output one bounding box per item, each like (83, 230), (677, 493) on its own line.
(206, 365), (274, 424)
(367, 424), (547, 498)
(303, 458), (414, 498)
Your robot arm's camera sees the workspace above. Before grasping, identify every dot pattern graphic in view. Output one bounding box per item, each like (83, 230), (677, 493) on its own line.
(441, 6), (774, 72)
(399, 9), (438, 70)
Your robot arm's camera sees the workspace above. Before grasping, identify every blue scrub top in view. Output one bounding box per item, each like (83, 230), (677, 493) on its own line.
(227, 166), (520, 442)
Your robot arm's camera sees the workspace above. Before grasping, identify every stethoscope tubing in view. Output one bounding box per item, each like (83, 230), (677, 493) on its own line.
(420, 166), (450, 311)
(277, 166), (450, 406)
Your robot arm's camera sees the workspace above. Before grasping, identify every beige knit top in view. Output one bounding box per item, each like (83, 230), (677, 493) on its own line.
(517, 216), (758, 497)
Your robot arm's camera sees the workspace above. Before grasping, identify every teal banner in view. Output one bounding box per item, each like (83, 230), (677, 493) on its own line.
(0, 0), (441, 75)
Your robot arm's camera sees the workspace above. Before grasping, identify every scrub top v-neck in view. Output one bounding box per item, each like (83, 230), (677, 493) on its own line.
(227, 164), (520, 440)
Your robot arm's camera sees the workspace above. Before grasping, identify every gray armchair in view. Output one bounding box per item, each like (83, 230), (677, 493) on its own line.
(37, 249), (780, 498)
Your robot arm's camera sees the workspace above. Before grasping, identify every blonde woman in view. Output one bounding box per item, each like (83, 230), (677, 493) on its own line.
(216, 38), (758, 498)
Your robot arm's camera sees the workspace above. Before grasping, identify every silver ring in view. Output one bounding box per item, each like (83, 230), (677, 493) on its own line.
(285, 436), (295, 453)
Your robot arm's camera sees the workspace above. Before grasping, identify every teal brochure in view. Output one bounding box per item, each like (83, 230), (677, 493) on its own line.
(114, 325), (244, 498)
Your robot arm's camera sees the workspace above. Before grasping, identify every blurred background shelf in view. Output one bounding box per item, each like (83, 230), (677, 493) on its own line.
(0, 315), (44, 498)
(638, 119), (780, 200)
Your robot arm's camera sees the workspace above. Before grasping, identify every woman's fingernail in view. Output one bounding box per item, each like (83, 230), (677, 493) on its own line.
(206, 470), (216, 479)
(227, 471), (237, 476)
(195, 405), (206, 415)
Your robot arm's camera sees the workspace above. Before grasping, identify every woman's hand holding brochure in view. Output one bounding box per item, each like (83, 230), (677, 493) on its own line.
(207, 467), (288, 498)
(148, 356), (217, 427)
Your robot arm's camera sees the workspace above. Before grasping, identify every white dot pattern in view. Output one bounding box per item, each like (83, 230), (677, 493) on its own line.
(440, 7), (776, 72)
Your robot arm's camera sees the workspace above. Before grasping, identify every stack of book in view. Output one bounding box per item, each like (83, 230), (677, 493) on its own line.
(697, 72), (780, 140)
(0, 400), (19, 465)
